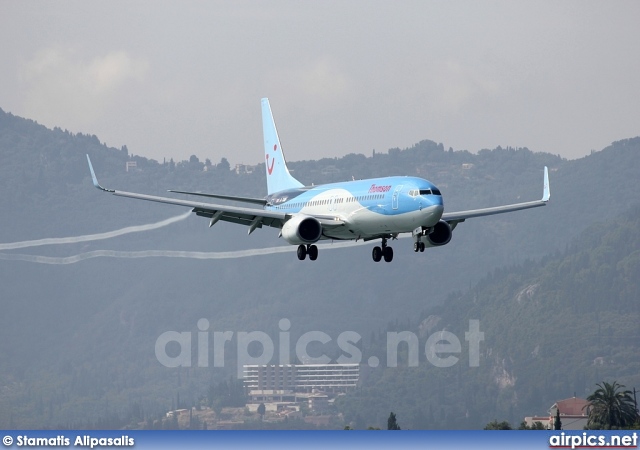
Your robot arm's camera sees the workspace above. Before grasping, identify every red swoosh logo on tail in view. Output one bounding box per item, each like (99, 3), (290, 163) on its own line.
(267, 156), (275, 175)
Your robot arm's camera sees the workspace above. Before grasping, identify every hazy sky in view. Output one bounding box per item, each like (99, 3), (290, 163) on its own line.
(2, 1), (639, 166)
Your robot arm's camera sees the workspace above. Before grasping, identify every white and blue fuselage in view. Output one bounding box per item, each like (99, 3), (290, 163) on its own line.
(265, 176), (443, 240)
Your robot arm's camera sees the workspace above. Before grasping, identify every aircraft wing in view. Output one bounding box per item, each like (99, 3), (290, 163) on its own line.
(87, 155), (286, 233)
(167, 190), (267, 206)
(441, 166), (550, 225)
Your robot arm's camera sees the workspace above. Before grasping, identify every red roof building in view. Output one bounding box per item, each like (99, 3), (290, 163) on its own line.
(524, 397), (590, 430)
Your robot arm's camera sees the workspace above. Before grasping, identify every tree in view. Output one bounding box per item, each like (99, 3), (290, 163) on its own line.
(586, 381), (638, 429)
(518, 420), (546, 430)
(218, 157), (230, 172)
(257, 403), (266, 421)
(484, 420), (512, 430)
(554, 407), (562, 430)
(212, 398), (223, 417)
(387, 412), (401, 430)
(189, 155), (204, 171)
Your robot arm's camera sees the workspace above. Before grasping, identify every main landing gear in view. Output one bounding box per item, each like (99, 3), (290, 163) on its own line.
(372, 238), (394, 263)
(297, 244), (318, 261)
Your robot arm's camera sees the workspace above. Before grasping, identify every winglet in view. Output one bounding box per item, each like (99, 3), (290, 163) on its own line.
(86, 154), (114, 192)
(541, 166), (550, 202)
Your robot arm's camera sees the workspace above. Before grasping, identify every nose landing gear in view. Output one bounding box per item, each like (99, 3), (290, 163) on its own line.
(412, 226), (429, 253)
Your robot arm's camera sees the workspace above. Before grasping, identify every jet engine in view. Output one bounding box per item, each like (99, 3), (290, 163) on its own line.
(281, 215), (323, 245)
(426, 220), (452, 246)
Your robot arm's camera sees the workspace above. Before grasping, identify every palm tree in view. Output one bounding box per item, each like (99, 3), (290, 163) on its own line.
(586, 381), (638, 429)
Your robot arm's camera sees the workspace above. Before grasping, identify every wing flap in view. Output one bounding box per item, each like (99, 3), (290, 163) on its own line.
(192, 208), (284, 229)
(112, 190), (288, 229)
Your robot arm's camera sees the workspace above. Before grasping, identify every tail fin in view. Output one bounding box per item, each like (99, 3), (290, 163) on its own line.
(262, 98), (304, 195)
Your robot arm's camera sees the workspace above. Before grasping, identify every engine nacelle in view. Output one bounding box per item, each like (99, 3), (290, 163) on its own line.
(281, 215), (323, 245)
(426, 220), (452, 247)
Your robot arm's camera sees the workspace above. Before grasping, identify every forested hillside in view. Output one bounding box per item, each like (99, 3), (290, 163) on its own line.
(338, 207), (640, 429)
(0, 107), (638, 428)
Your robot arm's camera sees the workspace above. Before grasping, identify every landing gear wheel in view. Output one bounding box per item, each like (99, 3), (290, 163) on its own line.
(419, 242), (425, 252)
(297, 244), (307, 260)
(308, 245), (318, 261)
(372, 246), (382, 262)
(414, 242), (420, 252)
(383, 246), (394, 262)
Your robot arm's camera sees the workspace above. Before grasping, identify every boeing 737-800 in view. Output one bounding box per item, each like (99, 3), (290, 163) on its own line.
(87, 98), (550, 263)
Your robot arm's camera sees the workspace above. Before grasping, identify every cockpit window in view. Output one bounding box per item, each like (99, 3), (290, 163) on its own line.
(420, 189), (442, 196)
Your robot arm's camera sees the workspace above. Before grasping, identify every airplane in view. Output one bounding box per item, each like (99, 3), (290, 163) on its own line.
(87, 98), (550, 263)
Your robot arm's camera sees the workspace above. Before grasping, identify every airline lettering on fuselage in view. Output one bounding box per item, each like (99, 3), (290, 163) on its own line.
(368, 184), (392, 194)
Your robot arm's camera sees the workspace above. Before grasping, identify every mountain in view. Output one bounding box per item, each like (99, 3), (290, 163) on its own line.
(0, 107), (639, 428)
(337, 206), (640, 429)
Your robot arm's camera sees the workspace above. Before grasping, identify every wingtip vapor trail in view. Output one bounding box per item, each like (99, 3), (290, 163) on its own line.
(0, 239), (378, 265)
(0, 212), (191, 251)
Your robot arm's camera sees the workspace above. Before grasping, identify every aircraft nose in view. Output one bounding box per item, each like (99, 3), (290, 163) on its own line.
(421, 204), (444, 227)
(432, 204), (444, 220)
